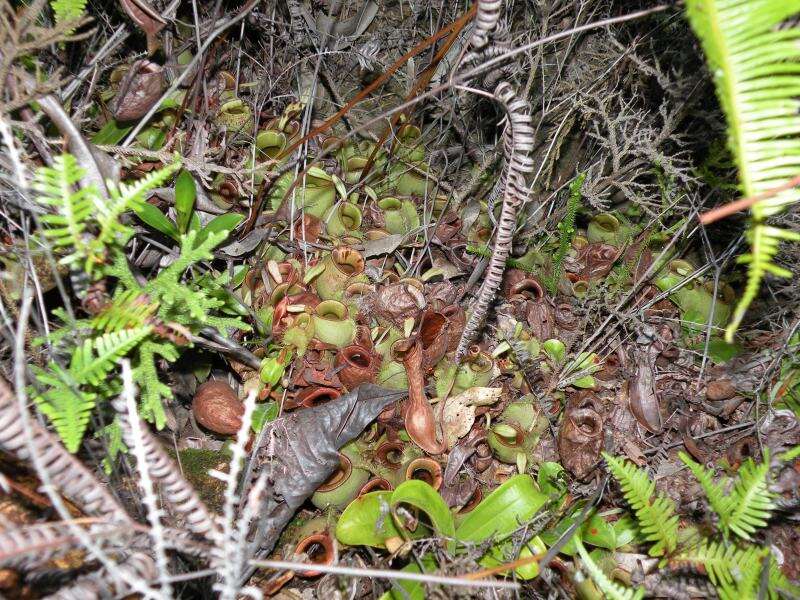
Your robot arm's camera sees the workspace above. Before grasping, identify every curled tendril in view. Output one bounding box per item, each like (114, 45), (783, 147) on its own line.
(456, 81), (534, 360)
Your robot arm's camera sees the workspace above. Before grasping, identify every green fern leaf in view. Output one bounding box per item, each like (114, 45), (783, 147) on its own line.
(575, 539), (645, 600)
(146, 229), (233, 326)
(51, 0), (87, 25)
(677, 541), (791, 600)
(685, 0), (800, 341)
(679, 452), (735, 532)
(134, 339), (180, 428)
(70, 327), (152, 386)
(603, 453), (679, 556)
(545, 173), (584, 295)
(716, 546), (766, 600)
(33, 155), (98, 268)
(769, 556), (800, 599)
(673, 539), (760, 587)
(97, 418), (128, 474)
(727, 452), (775, 540)
(32, 365), (96, 453)
(92, 290), (159, 332)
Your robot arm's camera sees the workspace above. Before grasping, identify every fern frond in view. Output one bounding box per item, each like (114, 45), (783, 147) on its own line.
(673, 539), (761, 588)
(769, 556), (800, 599)
(685, 0), (800, 341)
(51, 0), (87, 25)
(155, 229), (226, 281)
(146, 230), (232, 326)
(678, 452), (733, 530)
(33, 154), (98, 267)
(0, 377), (130, 519)
(92, 291), (159, 333)
(32, 364), (96, 453)
(546, 173), (583, 295)
(679, 451), (775, 540)
(134, 339), (180, 429)
(70, 327), (153, 386)
(717, 547), (769, 600)
(575, 539), (645, 600)
(603, 453), (679, 556)
(97, 419), (127, 474)
(727, 452), (775, 540)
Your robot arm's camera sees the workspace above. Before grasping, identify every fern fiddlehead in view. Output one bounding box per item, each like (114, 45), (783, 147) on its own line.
(469, 0), (503, 49)
(456, 81), (534, 360)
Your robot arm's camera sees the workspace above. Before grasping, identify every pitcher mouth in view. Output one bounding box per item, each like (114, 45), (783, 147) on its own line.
(493, 423), (526, 448)
(510, 278), (545, 299)
(358, 477), (394, 497)
(293, 532), (335, 577)
(340, 345), (373, 369)
(315, 300), (348, 320)
(332, 246), (365, 277)
(316, 453), (352, 492)
(375, 441), (405, 468)
(404, 458), (443, 490)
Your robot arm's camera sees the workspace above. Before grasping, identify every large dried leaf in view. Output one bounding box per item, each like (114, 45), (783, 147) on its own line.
(437, 387), (501, 449)
(240, 384), (406, 557)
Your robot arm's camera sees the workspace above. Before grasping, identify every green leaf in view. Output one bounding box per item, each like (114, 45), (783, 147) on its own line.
(575, 538), (645, 600)
(581, 512), (619, 550)
(516, 537), (547, 579)
(251, 402), (278, 433)
(174, 170), (196, 234)
(539, 510), (579, 556)
(390, 480), (455, 548)
(455, 475), (547, 544)
(690, 338), (741, 363)
(331, 174), (347, 201)
(336, 491), (402, 548)
(259, 357), (285, 387)
(91, 119), (132, 145)
(137, 126), (166, 150)
(196, 213), (243, 247)
(189, 211), (201, 234)
(133, 202), (179, 241)
(573, 375), (597, 389)
(538, 461), (567, 498)
(580, 512), (637, 550)
(382, 555), (437, 600)
(543, 339), (566, 364)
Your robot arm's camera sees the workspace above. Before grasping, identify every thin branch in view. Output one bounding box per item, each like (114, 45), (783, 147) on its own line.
(248, 559), (521, 591)
(699, 173), (800, 225)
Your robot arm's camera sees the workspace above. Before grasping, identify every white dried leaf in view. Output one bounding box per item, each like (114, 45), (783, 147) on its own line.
(437, 387), (501, 449)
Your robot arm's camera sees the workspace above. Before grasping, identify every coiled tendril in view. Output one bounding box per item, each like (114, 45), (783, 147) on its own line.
(455, 81), (534, 360)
